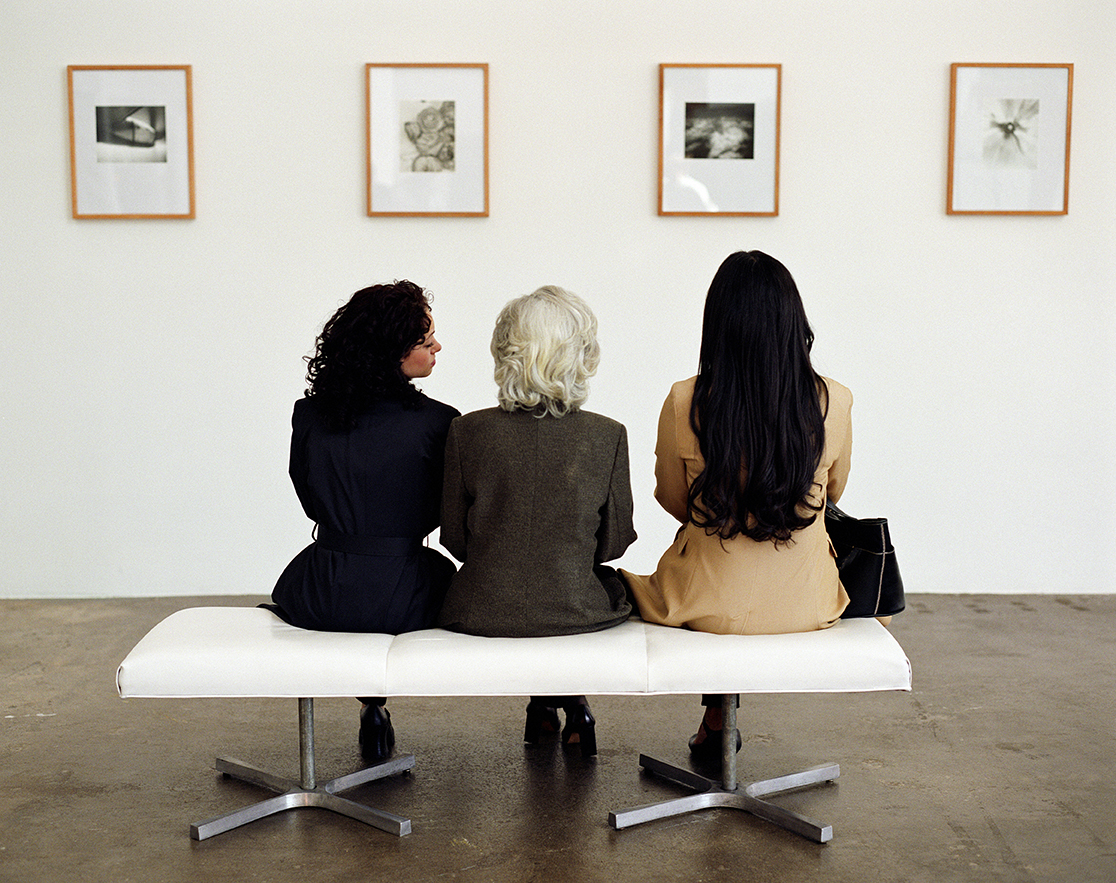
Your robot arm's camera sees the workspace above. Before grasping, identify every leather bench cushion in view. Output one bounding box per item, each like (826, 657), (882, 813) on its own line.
(117, 607), (911, 699)
(385, 621), (651, 696)
(644, 618), (911, 694)
(116, 608), (395, 698)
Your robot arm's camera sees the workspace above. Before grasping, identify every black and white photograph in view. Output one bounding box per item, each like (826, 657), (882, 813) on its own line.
(400, 100), (455, 172)
(659, 64), (780, 215)
(95, 106), (167, 162)
(948, 63), (1071, 215)
(68, 65), (194, 218)
(367, 64), (487, 216)
(684, 103), (754, 159)
(982, 98), (1038, 169)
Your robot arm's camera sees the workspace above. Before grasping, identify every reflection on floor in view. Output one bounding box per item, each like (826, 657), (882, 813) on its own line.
(2, 594), (1113, 883)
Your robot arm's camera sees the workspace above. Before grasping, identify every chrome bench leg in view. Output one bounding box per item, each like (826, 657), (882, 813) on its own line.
(190, 698), (414, 840)
(608, 694), (839, 843)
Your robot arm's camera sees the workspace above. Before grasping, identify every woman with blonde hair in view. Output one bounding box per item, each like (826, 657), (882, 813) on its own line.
(438, 286), (637, 756)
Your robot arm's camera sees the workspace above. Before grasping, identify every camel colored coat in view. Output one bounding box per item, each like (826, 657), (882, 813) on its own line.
(622, 376), (852, 635)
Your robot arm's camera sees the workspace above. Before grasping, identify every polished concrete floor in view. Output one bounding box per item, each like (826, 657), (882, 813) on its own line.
(2, 594), (1114, 883)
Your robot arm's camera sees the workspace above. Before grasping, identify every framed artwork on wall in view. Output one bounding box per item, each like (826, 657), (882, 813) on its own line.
(67, 65), (195, 219)
(659, 63), (780, 216)
(366, 63), (489, 217)
(947, 63), (1072, 215)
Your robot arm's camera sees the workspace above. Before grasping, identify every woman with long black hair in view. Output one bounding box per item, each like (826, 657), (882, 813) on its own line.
(269, 281), (459, 762)
(622, 251), (852, 757)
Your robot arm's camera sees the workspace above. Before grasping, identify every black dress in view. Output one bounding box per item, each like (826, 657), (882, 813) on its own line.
(270, 394), (460, 633)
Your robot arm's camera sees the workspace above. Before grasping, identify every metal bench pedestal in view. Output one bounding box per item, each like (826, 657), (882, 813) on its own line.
(608, 695), (840, 843)
(190, 698), (414, 840)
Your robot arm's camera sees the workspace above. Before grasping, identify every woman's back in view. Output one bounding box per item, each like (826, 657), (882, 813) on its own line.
(623, 374), (851, 635)
(438, 407), (635, 637)
(272, 394), (459, 633)
(290, 395), (457, 538)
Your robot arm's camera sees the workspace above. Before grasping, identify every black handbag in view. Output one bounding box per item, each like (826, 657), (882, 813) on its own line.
(824, 500), (905, 618)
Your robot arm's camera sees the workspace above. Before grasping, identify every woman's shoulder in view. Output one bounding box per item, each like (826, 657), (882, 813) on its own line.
(456, 406), (628, 442)
(819, 376), (852, 414)
(292, 393), (459, 423)
(291, 395), (321, 427)
(572, 408), (628, 437)
(453, 406), (501, 423)
(661, 376), (697, 425)
(669, 376), (697, 400)
(449, 406), (504, 435)
(415, 392), (461, 423)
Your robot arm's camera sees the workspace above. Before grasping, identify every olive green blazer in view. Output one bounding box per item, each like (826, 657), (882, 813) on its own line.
(438, 407), (636, 637)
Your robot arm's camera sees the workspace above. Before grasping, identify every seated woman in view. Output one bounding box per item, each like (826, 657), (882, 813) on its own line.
(438, 286), (637, 756)
(269, 281), (459, 762)
(621, 251), (852, 760)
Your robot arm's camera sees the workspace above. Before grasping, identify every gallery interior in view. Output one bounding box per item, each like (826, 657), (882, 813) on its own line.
(2, 1), (1114, 881)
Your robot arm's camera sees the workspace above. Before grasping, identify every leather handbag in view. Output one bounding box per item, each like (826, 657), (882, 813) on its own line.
(825, 500), (905, 618)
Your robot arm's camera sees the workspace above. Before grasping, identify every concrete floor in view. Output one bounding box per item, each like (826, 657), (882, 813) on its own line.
(2, 594), (1114, 883)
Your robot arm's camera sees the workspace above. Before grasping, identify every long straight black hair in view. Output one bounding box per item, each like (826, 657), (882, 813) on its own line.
(687, 251), (828, 544)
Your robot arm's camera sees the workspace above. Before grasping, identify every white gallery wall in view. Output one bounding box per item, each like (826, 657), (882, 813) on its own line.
(2, 0), (1114, 599)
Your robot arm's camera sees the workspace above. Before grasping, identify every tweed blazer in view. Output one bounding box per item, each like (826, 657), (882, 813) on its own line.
(622, 376), (852, 635)
(438, 407), (637, 637)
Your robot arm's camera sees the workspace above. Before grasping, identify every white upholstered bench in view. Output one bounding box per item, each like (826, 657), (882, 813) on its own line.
(116, 607), (911, 843)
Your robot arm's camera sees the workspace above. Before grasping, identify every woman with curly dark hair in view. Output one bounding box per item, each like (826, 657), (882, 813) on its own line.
(269, 280), (459, 761)
(622, 251), (853, 760)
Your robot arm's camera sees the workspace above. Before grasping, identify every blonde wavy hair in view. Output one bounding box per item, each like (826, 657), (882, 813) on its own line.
(491, 285), (601, 417)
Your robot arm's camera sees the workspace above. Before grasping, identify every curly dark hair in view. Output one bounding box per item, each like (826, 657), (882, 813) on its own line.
(304, 281), (432, 431)
(687, 251), (827, 545)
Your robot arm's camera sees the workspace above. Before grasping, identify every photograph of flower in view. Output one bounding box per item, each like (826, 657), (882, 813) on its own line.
(367, 64), (487, 216)
(948, 64), (1072, 215)
(659, 64), (780, 216)
(68, 66), (194, 219)
(983, 99), (1038, 169)
(401, 100), (455, 172)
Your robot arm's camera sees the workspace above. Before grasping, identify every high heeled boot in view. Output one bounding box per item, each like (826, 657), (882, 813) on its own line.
(561, 698), (597, 758)
(359, 703), (396, 762)
(523, 699), (561, 743)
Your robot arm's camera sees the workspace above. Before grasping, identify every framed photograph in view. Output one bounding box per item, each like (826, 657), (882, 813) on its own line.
(67, 65), (195, 219)
(947, 63), (1072, 215)
(366, 63), (488, 217)
(659, 64), (780, 216)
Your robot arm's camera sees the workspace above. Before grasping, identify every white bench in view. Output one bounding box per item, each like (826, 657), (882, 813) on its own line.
(116, 607), (912, 843)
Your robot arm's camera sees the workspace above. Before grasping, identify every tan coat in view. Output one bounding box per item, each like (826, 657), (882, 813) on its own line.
(622, 376), (852, 635)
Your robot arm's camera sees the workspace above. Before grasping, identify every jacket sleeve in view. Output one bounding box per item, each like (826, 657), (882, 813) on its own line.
(826, 392), (853, 504)
(595, 423), (638, 563)
(288, 403), (317, 522)
(439, 418), (469, 562)
(652, 388), (690, 523)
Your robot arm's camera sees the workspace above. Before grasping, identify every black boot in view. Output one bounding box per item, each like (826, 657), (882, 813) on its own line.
(524, 699), (561, 743)
(359, 703), (395, 763)
(561, 698), (597, 758)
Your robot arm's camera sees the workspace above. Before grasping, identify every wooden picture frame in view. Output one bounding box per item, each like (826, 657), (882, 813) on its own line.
(659, 63), (781, 216)
(366, 63), (489, 217)
(947, 63), (1072, 215)
(67, 65), (195, 219)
